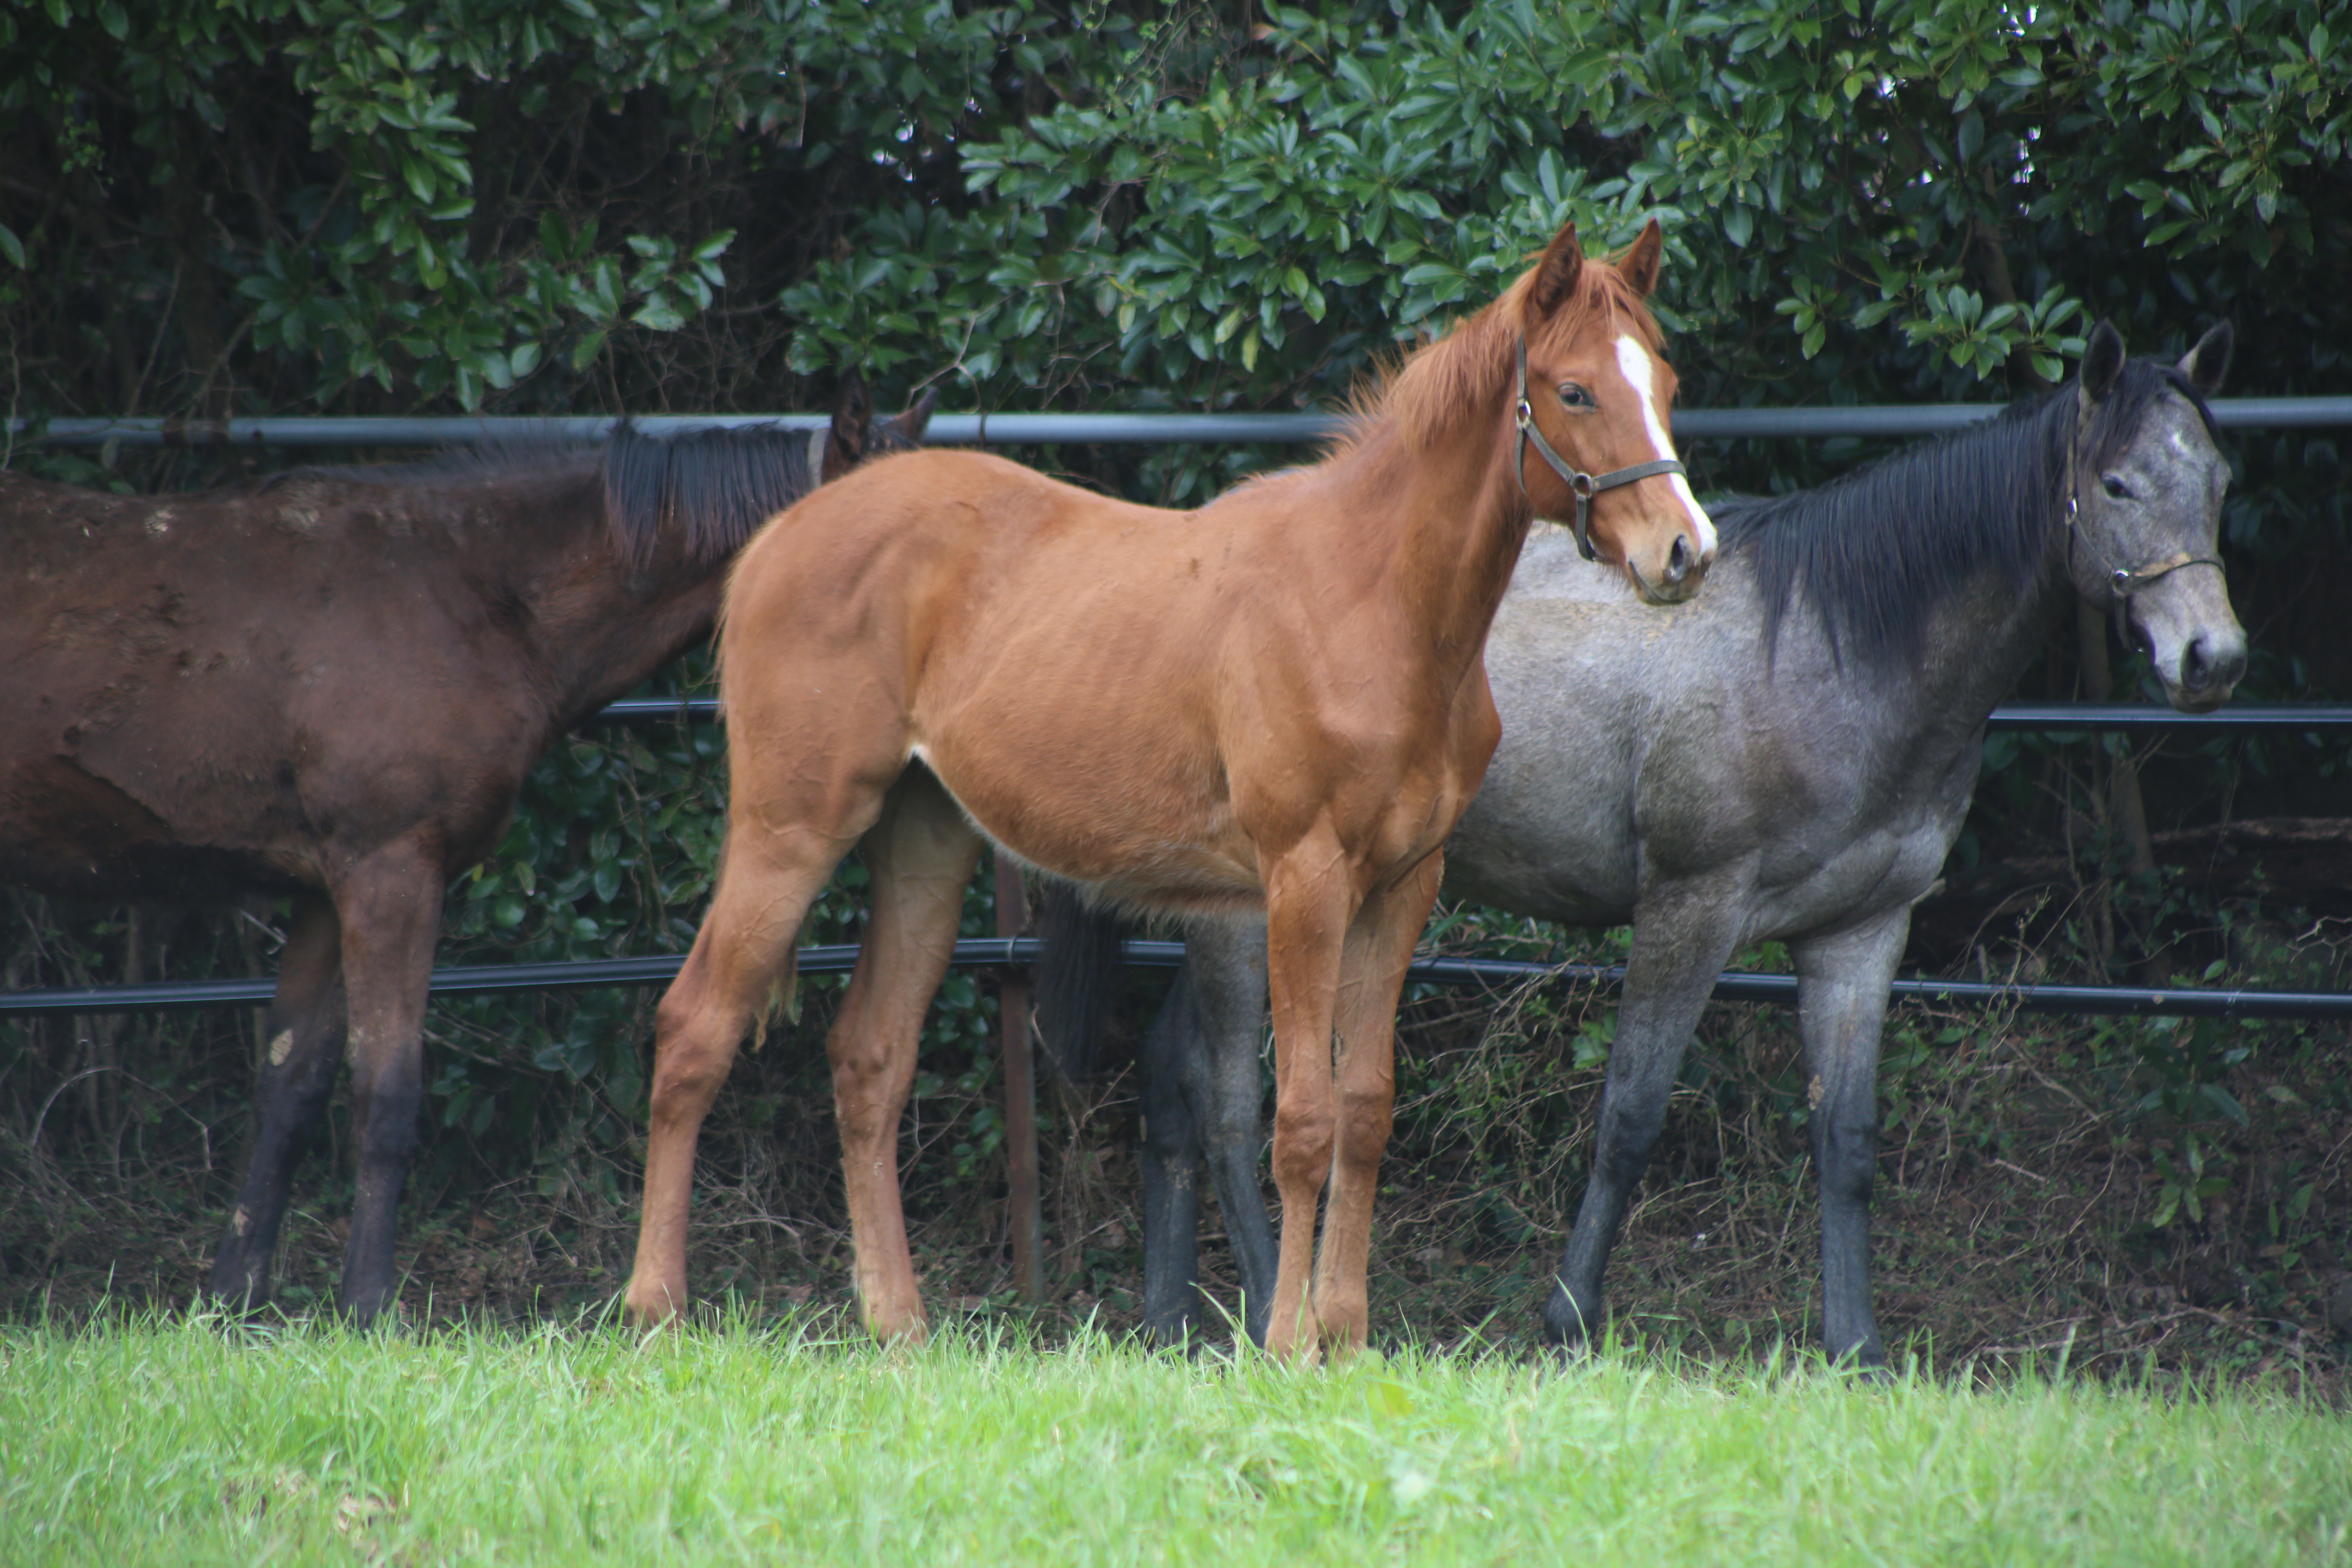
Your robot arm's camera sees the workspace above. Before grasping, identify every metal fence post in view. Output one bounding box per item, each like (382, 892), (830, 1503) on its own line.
(993, 850), (1046, 1303)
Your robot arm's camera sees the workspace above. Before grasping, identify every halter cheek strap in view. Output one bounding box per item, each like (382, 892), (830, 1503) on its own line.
(1513, 335), (1686, 563)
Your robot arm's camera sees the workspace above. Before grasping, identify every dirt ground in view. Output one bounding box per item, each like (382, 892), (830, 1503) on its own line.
(7, 959), (2347, 1398)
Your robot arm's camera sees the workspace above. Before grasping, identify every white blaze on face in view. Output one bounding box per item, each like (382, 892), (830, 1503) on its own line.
(1614, 333), (1717, 556)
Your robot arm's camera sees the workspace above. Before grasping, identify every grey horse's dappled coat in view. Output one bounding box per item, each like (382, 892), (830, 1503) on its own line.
(1041, 324), (2245, 1362)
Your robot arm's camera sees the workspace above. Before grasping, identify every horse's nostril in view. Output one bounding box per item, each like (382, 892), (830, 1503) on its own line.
(1666, 535), (1690, 581)
(2183, 634), (2247, 693)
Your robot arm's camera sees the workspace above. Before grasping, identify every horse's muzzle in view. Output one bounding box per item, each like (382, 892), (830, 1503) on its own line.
(1631, 528), (1712, 604)
(2167, 624), (2247, 713)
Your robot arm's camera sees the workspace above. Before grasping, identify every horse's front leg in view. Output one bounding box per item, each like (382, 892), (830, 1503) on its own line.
(1546, 879), (1744, 1352)
(1260, 838), (1357, 1362)
(1312, 853), (1443, 1356)
(328, 834), (448, 1326)
(209, 894), (347, 1313)
(1791, 906), (1909, 1372)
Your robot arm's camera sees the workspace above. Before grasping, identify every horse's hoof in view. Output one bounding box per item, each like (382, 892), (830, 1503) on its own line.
(1541, 1288), (1605, 1352)
(1825, 1342), (1893, 1385)
(1139, 1317), (1197, 1355)
(336, 1298), (408, 1334)
(621, 1278), (688, 1330)
(863, 1307), (930, 1346)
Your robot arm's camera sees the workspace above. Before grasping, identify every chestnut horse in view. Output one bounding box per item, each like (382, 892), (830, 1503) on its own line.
(0, 381), (930, 1324)
(624, 220), (1714, 1357)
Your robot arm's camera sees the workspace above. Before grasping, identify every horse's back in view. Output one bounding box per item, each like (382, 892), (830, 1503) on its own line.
(722, 447), (1470, 906)
(0, 467), (566, 900)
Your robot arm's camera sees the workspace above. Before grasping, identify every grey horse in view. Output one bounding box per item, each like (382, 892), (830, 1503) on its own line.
(1038, 321), (2244, 1366)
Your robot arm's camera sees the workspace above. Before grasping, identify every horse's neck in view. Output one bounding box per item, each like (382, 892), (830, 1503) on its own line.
(1841, 536), (2069, 752)
(479, 474), (729, 727)
(1323, 416), (1531, 667)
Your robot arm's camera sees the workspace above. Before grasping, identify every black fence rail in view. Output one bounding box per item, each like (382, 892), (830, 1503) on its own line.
(12, 396), (2352, 450)
(7, 939), (2349, 1022)
(588, 696), (2352, 733)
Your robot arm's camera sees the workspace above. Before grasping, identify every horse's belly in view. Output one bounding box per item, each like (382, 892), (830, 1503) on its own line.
(909, 736), (1262, 911)
(1442, 843), (1632, 927)
(0, 753), (310, 902)
(1746, 823), (1949, 945)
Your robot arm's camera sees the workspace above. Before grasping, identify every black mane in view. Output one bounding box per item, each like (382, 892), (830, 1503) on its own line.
(601, 421), (817, 570)
(256, 421), (819, 571)
(1711, 358), (2216, 666)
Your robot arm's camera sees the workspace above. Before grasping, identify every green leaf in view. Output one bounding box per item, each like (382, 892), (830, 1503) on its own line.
(0, 223), (23, 270)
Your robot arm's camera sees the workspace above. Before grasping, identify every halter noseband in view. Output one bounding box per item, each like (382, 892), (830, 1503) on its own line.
(1513, 335), (1686, 562)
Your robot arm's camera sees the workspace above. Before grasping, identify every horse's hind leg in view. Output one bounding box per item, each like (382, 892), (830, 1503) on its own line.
(1189, 916), (1275, 1346)
(624, 818), (864, 1327)
(825, 768), (982, 1341)
(1136, 961), (1207, 1347)
(1791, 907), (1908, 1372)
(331, 833), (450, 1325)
(209, 895), (346, 1313)
(1546, 884), (1742, 1352)
(1312, 853), (1443, 1354)
(1137, 915), (1274, 1349)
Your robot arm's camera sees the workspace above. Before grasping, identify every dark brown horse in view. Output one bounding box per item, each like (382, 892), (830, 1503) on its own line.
(0, 382), (931, 1323)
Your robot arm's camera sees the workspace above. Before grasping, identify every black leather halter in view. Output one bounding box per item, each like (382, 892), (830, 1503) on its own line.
(1513, 334), (1687, 562)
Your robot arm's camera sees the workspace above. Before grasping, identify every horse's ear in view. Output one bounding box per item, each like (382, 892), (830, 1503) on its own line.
(823, 370), (875, 480)
(2176, 321), (2232, 398)
(886, 386), (939, 445)
(2079, 320), (2126, 407)
(1527, 223), (1584, 318)
(1616, 219), (1664, 300)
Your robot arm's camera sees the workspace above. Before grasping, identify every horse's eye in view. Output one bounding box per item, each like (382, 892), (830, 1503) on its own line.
(2102, 474), (2131, 500)
(1557, 384), (1592, 409)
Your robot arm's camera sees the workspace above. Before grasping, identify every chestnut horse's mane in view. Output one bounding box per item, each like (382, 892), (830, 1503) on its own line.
(1333, 244), (1665, 460)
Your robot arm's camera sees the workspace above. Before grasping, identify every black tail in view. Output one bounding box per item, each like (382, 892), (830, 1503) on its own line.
(1034, 882), (1127, 1082)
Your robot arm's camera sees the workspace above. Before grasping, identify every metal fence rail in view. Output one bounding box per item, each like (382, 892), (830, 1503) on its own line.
(11, 396), (2352, 450)
(588, 696), (2352, 733)
(6, 938), (2349, 1021)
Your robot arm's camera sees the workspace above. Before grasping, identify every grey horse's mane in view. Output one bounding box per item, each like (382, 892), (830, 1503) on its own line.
(1711, 359), (2218, 667)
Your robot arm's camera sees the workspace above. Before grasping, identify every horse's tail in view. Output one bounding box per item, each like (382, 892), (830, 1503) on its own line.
(1034, 882), (1125, 1082)
(750, 942), (802, 1054)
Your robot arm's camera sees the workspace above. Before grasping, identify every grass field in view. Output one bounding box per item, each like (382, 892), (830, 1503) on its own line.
(1, 1312), (2345, 1566)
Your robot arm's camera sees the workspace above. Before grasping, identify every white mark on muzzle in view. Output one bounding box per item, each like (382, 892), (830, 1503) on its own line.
(1615, 333), (1717, 556)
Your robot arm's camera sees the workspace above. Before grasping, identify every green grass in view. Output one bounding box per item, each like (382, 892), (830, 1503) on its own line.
(1, 1313), (2346, 1566)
